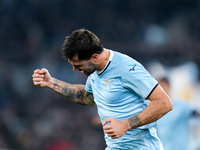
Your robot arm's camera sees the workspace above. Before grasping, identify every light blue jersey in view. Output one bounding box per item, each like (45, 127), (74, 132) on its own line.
(85, 50), (163, 150)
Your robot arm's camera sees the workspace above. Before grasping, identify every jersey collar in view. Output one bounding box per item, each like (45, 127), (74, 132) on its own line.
(98, 50), (114, 75)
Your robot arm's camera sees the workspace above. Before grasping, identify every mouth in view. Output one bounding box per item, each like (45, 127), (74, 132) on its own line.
(79, 68), (95, 76)
(80, 70), (88, 75)
(83, 71), (91, 76)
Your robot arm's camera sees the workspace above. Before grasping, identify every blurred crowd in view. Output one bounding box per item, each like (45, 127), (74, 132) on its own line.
(0, 0), (200, 149)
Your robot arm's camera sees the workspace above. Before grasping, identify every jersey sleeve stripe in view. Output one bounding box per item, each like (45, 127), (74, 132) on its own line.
(145, 83), (159, 99)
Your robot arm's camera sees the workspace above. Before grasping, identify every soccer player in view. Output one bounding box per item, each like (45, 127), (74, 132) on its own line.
(32, 29), (173, 150)
(157, 77), (200, 150)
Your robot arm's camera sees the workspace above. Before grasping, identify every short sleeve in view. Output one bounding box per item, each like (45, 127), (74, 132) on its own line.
(122, 62), (158, 99)
(85, 75), (93, 93)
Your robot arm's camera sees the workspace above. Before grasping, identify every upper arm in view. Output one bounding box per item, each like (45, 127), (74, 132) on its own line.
(128, 84), (173, 129)
(148, 84), (169, 101)
(84, 75), (95, 106)
(147, 85), (173, 111)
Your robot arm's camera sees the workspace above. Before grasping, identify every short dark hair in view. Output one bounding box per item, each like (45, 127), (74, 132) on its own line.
(62, 29), (103, 60)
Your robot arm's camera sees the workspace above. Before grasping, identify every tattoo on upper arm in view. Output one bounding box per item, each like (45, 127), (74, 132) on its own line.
(128, 115), (142, 129)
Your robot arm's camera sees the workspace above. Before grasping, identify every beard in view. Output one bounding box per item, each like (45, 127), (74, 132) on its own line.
(83, 70), (94, 76)
(82, 62), (97, 76)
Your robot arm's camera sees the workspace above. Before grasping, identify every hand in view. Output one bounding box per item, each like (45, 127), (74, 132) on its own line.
(103, 118), (130, 139)
(32, 68), (52, 88)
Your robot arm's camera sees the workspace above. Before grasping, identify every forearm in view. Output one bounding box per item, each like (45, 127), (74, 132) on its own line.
(128, 86), (173, 129)
(49, 77), (95, 106)
(128, 100), (170, 129)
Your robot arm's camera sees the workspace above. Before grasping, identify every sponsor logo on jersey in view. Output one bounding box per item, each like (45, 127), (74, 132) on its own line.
(129, 64), (136, 71)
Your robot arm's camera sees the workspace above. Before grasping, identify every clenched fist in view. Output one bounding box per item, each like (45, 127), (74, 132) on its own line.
(32, 68), (52, 88)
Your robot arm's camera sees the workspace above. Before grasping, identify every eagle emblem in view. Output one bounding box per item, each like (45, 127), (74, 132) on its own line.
(104, 79), (114, 90)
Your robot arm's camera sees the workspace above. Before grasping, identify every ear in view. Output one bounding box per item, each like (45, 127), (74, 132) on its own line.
(91, 54), (99, 63)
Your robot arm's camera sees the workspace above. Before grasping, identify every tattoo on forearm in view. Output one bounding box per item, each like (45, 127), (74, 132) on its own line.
(85, 92), (95, 106)
(61, 84), (85, 104)
(53, 79), (60, 90)
(61, 84), (76, 99)
(52, 79), (94, 106)
(76, 88), (85, 104)
(128, 115), (142, 129)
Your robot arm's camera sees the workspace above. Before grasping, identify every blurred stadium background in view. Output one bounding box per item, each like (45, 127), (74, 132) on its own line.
(0, 0), (200, 150)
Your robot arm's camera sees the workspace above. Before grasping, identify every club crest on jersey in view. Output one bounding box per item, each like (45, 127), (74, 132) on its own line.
(104, 79), (114, 90)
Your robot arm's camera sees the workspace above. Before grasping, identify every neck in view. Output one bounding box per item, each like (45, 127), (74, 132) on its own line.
(97, 49), (110, 71)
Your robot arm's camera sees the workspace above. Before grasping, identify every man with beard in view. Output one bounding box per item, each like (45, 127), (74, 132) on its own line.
(32, 29), (173, 150)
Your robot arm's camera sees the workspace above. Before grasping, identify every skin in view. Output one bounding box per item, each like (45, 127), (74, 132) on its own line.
(32, 68), (95, 106)
(32, 48), (173, 139)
